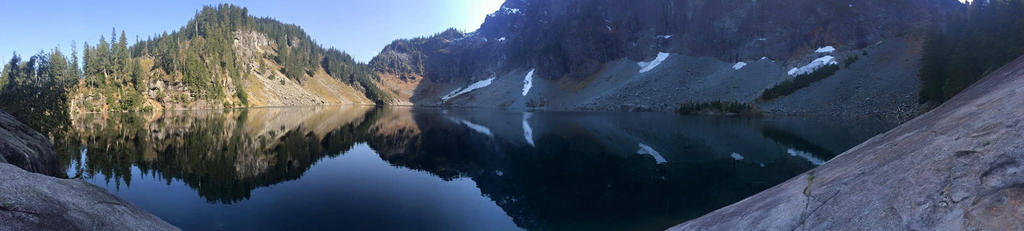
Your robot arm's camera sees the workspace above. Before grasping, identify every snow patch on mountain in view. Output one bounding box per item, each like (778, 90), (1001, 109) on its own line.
(522, 69), (534, 96)
(637, 143), (667, 164)
(458, 119), (494, 137)
(733, 62), (747, 70)
(815, 46), (836, 53)
(441, 77), (496, 102)
(491, 6), (522, 16)
(788, 148), (825, 166)
(787, 55), (838, 76)
(522, 113), (534, 146)
(637, 52), (670, 73)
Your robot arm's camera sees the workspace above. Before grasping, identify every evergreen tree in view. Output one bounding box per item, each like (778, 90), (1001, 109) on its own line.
(131, 59), (146, 93)
(0, 51), (73, 134)
(919, 0), (1024, 104)
(110, 28), (117, 51)
(95, 35), (110, 83)
(49, 48), (69, 82)
(24, 54), (38, 83)
(71, 41), (81, 81)
(117, 31), (129, 80)
(82, 42), (94, 86)
(3, 53), (20, 88)
(918, 26), (948, 103)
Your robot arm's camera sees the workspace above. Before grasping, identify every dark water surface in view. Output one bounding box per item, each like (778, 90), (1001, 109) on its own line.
(56, 106), (895, 230)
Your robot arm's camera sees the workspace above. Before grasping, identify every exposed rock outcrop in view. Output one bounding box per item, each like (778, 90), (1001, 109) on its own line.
(0, 110), (178, 230)
(672, 55), (1024, 230)
(0, 110), (61, 177)
(232, 30), (376, 107)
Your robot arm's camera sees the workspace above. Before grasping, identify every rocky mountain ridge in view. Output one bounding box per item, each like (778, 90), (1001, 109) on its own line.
(369, 0), (959, 121)
(376, 0), (956, 81)
(66, 4), (381, 114)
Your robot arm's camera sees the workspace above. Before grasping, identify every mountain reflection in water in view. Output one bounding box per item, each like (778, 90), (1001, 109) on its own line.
(56, 106), (894, 230)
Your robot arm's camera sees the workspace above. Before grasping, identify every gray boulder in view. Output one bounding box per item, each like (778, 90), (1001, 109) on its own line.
(0, 110), (62, 177)
(672, 56), (1024, 230)
(0, 164), (179, 230)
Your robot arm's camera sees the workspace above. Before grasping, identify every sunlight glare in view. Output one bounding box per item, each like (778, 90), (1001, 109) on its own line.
(462, 0), (506, 31)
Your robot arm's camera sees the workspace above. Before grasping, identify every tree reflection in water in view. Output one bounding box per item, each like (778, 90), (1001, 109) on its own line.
(57, 107), (892, 230)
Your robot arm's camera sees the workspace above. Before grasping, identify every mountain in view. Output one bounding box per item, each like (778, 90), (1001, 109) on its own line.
(370, 0), (959, 121)
(65, 4), (388, 113)
(0, 1), (993, 128)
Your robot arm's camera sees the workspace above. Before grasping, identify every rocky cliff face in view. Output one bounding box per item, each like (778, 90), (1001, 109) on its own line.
(230, 31), (375, 107)
(370, 0), (957, 120)
(0, 110), (177, 230)
(672, 55), (1024, 230)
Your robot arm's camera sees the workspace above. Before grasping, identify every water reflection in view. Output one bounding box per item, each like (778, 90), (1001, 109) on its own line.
(61, 107), (372, 203)
(57, 107), (893, 230)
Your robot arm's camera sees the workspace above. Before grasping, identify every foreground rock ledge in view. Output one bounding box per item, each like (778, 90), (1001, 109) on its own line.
(0, 110), (178, 231)
(673, 57), (1024, 230)
(0, 111), (61, 176)
(0, 164), (178, 230)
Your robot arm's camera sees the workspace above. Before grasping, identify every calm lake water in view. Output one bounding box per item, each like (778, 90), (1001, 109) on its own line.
(55, 106), (895, 230)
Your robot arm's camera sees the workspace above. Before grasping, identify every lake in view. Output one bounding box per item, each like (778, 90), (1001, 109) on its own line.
(54, 106), (895, 230)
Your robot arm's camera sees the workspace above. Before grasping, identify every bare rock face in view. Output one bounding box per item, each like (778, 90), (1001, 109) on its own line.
(0, 110), (178, 230)
(672, 56), (1024, 230)
(0, 110), (61, 177)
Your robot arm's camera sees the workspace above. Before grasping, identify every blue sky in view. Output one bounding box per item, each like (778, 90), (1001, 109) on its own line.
(0, 0), (506, 63)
